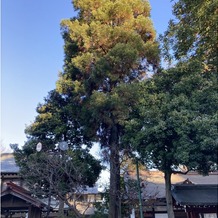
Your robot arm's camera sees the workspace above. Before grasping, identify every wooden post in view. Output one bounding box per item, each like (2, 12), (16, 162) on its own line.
(136, 160), (143, 218)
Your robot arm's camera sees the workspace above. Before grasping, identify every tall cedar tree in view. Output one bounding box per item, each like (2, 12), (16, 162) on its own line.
(57, 0), (159, 217)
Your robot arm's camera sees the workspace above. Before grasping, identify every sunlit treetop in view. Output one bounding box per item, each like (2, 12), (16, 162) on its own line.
(63, 0), (156, 57)
(58, 0), (159, 96)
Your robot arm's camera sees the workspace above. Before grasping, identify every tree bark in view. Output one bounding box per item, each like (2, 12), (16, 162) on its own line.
(109, 125), (121, 218)
(164, 171), (175, 218)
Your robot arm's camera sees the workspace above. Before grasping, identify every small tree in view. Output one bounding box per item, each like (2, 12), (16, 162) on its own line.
(15, 142), (102, 218)
(14, 90), (102, 218)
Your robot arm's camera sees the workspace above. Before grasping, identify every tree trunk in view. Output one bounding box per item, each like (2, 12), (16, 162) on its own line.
(109, 125), (121, 218)
(164, 171), (175, 218)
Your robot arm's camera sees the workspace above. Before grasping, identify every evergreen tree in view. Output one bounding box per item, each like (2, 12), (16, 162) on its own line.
(57, 1), (159, 217)
(124, 61), (218, 218)
(154, 1), (218, 215)
(14, 89), (102, 217)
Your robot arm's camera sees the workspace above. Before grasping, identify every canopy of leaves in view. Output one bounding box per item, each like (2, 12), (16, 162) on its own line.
(24, 89), (92, 150)
(161, 0), (217, 71)
(57, 0), (160, 150)
(124, 61), (218, 175)
(14, 89), (103, 214)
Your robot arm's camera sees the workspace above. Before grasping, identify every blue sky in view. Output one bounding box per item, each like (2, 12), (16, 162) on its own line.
(1, 0), (174, 151)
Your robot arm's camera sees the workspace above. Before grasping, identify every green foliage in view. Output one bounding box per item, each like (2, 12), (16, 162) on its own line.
(23, 89), (94, 150)
(14, 87), (102, 217)
(124, 61), (218, 175)
(57, 0), (160, 143)
(16, 1), (160, 217)
(58, 1), (159, 217)
(141, 1), (218, 217)
(161, 0), (218, 70)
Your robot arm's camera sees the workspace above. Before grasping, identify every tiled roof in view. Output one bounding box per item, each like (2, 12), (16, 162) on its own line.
(129, 170), (218, 185)
(1, 181), (47, 208)
(128, 170), (218, 199)
(172, 184), (218, 205)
